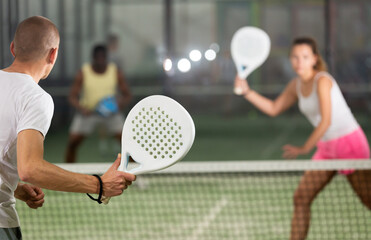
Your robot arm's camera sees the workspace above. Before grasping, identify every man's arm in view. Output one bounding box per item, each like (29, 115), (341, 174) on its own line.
(116, 69), (132, 110)
(17, 129), (135, 196)
(14, 183), (45, 209)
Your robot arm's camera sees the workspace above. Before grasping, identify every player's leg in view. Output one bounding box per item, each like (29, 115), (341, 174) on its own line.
(347, 170), (371, 210)
(65, 114), (96, 163)
(290, 170), (336, 240)
(65, 133), (85, 163)
(105, 113), (127, 161)
(98, 124), (109, 155)
(338, 128), (371, 209)
(105, 113), (124, 141)
(114, 132), (121, 142)
(105, 113), (124, 145)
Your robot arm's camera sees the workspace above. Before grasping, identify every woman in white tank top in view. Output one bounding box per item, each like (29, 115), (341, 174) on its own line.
(234, 37), (370, 240)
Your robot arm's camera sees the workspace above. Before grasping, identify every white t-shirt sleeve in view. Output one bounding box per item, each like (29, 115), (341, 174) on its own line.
(17, 92), (54, 137)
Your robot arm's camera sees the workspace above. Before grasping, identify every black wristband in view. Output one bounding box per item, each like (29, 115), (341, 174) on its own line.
(86, 174), (103, 204)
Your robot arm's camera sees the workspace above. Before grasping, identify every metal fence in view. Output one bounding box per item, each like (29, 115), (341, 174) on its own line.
(1, 0), (370, 127)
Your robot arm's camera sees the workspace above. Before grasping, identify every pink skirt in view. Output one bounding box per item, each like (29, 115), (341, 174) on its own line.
(312, 127), (370, 175)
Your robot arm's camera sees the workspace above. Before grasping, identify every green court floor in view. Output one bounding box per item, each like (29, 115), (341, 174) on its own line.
(17, 172), (371, 240)
(44, 112), (370, 163)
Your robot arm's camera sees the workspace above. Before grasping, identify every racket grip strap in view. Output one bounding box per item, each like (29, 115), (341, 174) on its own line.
(101, 196), (111, 205)
(86, 174), (103, 204)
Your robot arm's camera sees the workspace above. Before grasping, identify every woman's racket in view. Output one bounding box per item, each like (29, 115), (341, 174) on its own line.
(102, 95), (195, 204)
(231, 26), (271, 95)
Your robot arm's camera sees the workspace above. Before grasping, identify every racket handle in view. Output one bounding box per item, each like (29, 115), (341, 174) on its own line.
(100, 155), (129, 205)
(101, 196), (111, 205)
(234, 87), (244, 95)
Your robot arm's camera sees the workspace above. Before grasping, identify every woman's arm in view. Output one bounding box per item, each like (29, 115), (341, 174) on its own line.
(235, 76), (298, 117)
(283, 76), (332, 158)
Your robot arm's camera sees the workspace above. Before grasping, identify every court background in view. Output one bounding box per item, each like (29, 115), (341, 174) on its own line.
(1, 1), (371, 239)
(0, 0), (370, 163)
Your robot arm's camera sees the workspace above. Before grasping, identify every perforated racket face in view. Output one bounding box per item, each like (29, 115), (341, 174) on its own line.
(231, 26), (271, 79)
(118, 95), (195, 175)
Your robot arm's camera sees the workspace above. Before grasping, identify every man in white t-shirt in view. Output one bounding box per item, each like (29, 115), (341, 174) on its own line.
(0, 16), (136, 240)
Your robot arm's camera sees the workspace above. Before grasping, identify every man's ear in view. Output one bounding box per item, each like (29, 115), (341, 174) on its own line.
(10, 42), (16, 57)
(48, 48), (58, 65)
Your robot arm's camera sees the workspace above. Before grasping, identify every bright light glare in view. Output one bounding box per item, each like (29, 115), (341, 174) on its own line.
(205, 49), (217, 61)
(189, 50), (202, 62)
(210, 43), (220, 53)
(177, 58), (191, 73)
(163, 58), (172, 72)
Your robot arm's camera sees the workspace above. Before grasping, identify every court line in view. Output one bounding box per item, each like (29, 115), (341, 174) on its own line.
(186, 197), (229, 240)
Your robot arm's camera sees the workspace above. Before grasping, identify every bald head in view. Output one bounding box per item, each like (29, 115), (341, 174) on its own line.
(13, 16), (59, 62)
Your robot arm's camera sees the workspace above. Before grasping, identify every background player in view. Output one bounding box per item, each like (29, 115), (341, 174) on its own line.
(65, 45), (132, 163)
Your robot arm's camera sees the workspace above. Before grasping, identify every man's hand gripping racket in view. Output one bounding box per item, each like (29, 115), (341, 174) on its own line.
(102, 95), (195, 204)
(231, 26), (271, 95)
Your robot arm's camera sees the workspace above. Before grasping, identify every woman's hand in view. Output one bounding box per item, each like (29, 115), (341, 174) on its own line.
(282, 144), (308, 159)
(234, 75), (250, 95)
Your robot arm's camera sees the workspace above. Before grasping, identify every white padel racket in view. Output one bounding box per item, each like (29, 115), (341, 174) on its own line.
(231, 26), (271, 95)
(102, 95), (195, 204)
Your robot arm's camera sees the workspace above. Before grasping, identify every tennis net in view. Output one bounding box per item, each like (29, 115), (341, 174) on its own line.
(16, 160), (371, 240)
